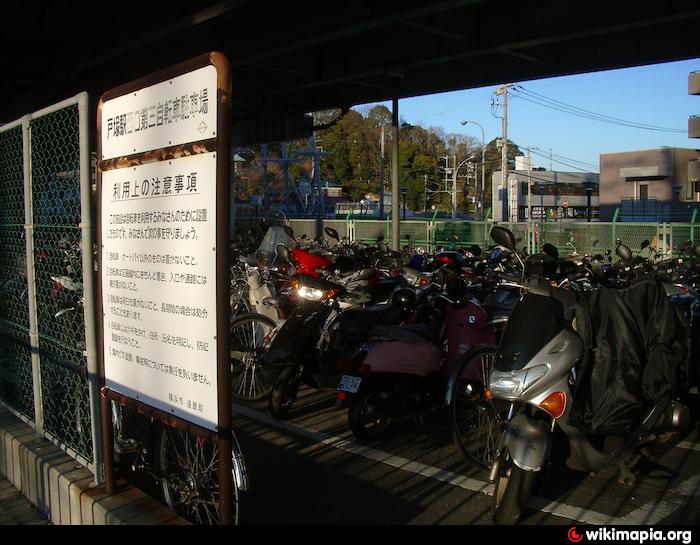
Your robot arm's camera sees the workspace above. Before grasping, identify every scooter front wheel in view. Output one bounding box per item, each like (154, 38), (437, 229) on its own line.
(348, 390), (393, 440)
(268, 363), (303, 420)
(493, 455), (536, 525)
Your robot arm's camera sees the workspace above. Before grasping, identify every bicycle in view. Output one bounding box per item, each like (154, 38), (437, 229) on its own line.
(111, 401), (248, 525)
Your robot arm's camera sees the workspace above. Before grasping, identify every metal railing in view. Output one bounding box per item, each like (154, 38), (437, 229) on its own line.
(0, 94), (100, 483)
(262, 216), (699, 258)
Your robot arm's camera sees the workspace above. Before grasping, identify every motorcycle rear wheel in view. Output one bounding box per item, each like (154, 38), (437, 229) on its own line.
(348, 390), (393, 440)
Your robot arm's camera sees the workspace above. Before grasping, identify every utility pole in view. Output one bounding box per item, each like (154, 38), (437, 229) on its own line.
(423, 173), (428, 212)
(495, 84), (513, 221)
(293, 133), (330, 238)
(379, 125), (385, 218)
(390, 71), (402, 251)
(527, 146), (532, 253)
(451, 155), (457, 219)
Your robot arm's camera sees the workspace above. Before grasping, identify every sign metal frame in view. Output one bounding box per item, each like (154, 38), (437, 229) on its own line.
(96, 52), (232, 524)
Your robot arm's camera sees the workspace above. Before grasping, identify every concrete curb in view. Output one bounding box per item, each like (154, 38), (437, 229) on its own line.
(0, 406), (189, 525)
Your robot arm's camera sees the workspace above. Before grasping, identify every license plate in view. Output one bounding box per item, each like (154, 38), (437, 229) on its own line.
(338, 375), (362, 394)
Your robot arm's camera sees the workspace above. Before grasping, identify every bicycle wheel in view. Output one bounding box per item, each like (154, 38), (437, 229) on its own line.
(230, 313), (279, 401)
(156, 427), (240, 525)
(229, 279), (252, 319)
(449, 345), (509, 468)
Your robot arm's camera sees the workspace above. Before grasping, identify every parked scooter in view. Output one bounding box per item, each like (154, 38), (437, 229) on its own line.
(265, 272), (409, 419)
(486, 226), (693, 525)
(338, 275), (503, 461)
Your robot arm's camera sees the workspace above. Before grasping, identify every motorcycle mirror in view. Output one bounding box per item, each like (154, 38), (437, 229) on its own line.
(490, 226), (516, 251)
(591, 239), (599, 247)
(616, 243), (633, 262)
(469, 244), (481, 257)
(358, 268), (375, 281)
(275, 243), (290, 262)
(324, 226), (340, 241)
(542, 243), (559, 261)
(405, 234), (412, 241)
(283, 225), (295, 239)
(641, 239), (650, 250)
(300, 233), (307, 240)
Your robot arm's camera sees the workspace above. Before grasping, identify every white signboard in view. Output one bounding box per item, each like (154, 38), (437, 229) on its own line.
(101, 152), (218, 430)
(101, 65), (217, 160)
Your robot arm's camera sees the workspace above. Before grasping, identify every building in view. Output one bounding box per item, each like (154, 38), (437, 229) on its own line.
(491, 169), (599, 222)
(599, 147), (700, 222)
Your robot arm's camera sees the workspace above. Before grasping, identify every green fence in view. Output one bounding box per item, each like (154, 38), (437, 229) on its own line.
(275, 217), (700, 257)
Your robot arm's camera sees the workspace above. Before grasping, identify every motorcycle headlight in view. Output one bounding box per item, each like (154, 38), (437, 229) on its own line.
(297, 285), (326, 301)
(489, 364), (550, 400)
(296, 285), (340, 302)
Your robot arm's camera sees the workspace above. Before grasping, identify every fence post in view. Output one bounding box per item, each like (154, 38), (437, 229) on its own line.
(385, 210), (392, 241)
(77, 93), (103, 485)
(429, 209), (439, 251)
(611, 207), (620, 254)
(483, 207), (492, 245)
(22, 116), (44, 435)
(691, 210), (697, 243)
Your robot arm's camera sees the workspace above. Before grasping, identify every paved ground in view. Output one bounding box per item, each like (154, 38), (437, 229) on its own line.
(0, 476), (50, 525)
(118, 385), (700, 525)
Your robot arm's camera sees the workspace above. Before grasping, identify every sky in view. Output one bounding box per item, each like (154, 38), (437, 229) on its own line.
(357, 58), (700, 174)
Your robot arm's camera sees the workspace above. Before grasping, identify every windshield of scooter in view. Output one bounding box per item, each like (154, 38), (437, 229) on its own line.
(495, 293), (567, 372)
(257, 226), (297, 266)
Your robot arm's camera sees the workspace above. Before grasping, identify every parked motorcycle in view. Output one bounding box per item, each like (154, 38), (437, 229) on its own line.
(337, 275), (504, 460)
(265, 269), (409, 419)
(486, 226), (693, 525)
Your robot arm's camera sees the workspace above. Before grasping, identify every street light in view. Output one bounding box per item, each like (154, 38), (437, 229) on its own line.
(538, 181), (546, 222)
(460, 120), (486, 220)
(400, 186), (408, 220)
(451, 154), (476, 219)
(581, 180), (596, 222)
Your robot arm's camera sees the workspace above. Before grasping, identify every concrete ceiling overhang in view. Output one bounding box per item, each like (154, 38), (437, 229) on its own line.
(3, 0), (700, 145)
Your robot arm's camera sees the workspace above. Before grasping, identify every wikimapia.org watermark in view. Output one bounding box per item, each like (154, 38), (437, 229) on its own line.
(568, 527), (692, 544)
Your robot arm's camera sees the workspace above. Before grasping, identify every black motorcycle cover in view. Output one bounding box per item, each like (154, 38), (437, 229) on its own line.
(569, 278), (690, 435)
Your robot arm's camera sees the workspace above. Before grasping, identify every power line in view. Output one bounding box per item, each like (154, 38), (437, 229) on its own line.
(548, 151), (598, 169)
(516, 86), (683, 131)
(525, 147), (593, 173)
(510, 85), (685, 133)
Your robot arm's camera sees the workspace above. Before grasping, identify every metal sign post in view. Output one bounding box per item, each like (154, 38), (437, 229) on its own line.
(96, 52), (232, 524)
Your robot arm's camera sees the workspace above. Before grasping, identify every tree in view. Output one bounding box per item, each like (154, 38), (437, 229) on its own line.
(366, 104), (392, 129)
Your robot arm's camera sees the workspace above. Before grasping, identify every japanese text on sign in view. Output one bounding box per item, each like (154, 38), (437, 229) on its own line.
(101, 65), (217, 160)
(101, 152), (218, 430)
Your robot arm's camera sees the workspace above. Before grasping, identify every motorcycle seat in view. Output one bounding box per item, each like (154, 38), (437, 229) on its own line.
(369, 323), (441, 345)
(340, 305), (403, 340)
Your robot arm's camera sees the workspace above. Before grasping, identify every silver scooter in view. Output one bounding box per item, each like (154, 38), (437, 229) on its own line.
(486, 226), (691, 525)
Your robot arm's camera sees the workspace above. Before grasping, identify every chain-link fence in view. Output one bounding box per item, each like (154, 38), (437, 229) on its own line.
(0, 126), (34, 421)
(0, 94), (99, 480)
